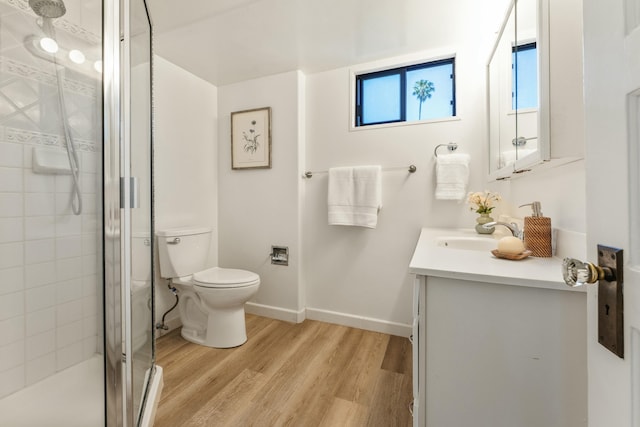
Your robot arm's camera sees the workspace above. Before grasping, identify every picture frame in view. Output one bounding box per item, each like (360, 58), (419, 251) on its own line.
(231, 107), (272, 169)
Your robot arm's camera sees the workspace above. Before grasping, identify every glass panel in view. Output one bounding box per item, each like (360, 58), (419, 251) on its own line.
(0, 0), (104, 425)
(361, 73), (401, 124)
(129, 0), (154, 423)
(512, 44), (538, 110)
(406, 61), (454, 121)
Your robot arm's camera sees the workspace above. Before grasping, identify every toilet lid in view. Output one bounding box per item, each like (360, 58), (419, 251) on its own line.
(193, 267), (260, 288)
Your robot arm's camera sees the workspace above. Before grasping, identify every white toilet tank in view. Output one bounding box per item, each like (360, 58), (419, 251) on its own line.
(156, 227), (211, 278)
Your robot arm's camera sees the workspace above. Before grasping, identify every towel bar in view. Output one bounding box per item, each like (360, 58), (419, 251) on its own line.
(434, 142), (458, 157)
(304, 165), (417, 179)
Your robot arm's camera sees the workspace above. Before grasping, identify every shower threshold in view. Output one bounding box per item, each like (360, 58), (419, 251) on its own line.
(0, 355), (103, 427)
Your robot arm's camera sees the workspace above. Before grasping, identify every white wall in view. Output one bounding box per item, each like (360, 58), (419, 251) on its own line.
(155, 0), (586, 337)
(218, 71), (305, 321)
(302, 18), (495, 333)
(153, 56), (218, 331)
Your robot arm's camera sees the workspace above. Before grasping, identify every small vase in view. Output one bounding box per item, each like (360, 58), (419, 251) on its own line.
(475, 213), (495, 234)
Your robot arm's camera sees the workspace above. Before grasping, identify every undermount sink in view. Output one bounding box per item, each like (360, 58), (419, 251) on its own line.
(435, 236), (498, 251)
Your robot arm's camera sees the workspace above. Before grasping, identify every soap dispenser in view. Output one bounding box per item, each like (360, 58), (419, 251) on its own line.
(519, 202), (552, 257)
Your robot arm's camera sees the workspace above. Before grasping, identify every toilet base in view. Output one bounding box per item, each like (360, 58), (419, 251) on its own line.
(180, 306), (248, 348)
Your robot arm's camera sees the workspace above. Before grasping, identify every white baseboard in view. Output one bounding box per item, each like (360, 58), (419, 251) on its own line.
(306, 307), (412, 337)
(245, 302), (306, 323)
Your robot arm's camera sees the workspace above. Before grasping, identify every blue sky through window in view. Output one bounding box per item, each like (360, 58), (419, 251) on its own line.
(362, 74), (401, 124)
(406, 63), (454, 121)
(512, 44), (538, 110)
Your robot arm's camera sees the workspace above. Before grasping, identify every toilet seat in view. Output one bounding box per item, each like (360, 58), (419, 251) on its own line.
(193, 267), (260, 288)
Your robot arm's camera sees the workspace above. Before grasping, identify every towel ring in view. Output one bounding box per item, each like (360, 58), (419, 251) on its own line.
(434, 142), (458, 157)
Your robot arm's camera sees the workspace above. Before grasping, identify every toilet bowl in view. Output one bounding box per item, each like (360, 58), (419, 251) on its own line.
(156, 227), (260, 348)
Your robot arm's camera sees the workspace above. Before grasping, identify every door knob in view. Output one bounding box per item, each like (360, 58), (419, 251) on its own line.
(562, 245), (623, 358)
(562, 257), (615, 287)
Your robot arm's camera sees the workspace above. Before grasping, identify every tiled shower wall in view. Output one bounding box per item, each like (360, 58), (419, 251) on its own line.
(0, 2), (102, 397)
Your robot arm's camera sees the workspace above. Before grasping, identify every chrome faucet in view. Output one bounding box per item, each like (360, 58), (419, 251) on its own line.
(483, 221), (523, 239)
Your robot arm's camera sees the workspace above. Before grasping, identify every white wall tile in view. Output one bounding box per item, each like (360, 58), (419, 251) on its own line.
(26, 330), (55, 361)
(82, 294), (97, 317)
(25, 193), (55, 216)
(25, 352), (55, 385)
(0, 340), (25, 372)
(56, 341), (83, 371)
(55, 193), (72, 216)
(0, 143), (23, 167)
(82, 335), (98, 358)
(0, 267), (23, 295)
(82, 314), (97, 339)
(56, 236), (82, 259)
(57, 320), (82, 348)
(0, 193), (23, 217)
(23, 145), (32, 169)
(0, 365), (24, 398)
(82, 254), (96, 275)
(25, 216), (55, 240)
(55, 175), (72, 193)
(56, 299), (83, 326)
(82, 274), (97, 297)
(56, 214), (82, 237)
(56, 278), (82, 304)
(0, 291), (24, 321)
(26, 307), (55, 337)
(0, 242), (23, 269)
(0, 217), (23, 243)
(82, 214), (98, 234)
(25, 283), (55, 313)
(0, 168), (23, 192)
(23, 170), (54, 193)
(0, 316), (24, 346)
(81, 151), (97, 173)
(81, 233), (97, 255)
(56, 257), (82, 281)
(81, 172), (97, 194)
(24, 261), (56, 288)
(82, 193), (97, 214)
(25, 239), (55, 265)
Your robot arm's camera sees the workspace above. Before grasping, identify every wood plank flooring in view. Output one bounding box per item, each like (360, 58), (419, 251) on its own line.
(155, 314), (413, 427)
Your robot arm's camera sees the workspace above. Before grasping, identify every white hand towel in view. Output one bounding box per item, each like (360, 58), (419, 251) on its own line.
(435, 153), (470, 201)
(328, 165), (382, 228)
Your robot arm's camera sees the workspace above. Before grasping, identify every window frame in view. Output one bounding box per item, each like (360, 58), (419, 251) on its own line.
(353, 56), (457, 128)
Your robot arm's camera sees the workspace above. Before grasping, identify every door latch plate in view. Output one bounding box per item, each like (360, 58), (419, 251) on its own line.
(597, 245), (624, 358)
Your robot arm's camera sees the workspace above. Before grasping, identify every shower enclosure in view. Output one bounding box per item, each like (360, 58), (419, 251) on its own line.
(0, 0), (158, 426)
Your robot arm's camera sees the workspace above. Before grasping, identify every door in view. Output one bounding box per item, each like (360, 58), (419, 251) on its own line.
(104, 0), (154, 425)
(583, 0), (640, 425)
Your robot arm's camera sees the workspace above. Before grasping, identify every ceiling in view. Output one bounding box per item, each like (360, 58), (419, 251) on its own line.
(147, 0), (507, 86)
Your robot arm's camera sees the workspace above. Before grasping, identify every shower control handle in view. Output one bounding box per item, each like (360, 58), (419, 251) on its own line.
(167, 238), (181, 245)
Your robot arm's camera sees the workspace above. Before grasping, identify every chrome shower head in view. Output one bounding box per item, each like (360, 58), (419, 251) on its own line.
(29, 0), (66, 19)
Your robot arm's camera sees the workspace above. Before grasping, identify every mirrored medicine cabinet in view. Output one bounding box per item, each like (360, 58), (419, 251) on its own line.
(488, 0), (550, 180)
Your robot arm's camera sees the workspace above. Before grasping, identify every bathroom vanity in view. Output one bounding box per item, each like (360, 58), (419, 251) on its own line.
(409, 228), (587, 427)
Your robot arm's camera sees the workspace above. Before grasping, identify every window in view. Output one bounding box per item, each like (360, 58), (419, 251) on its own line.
(355, 57), (456, 127)
(512, 42), (538, 110)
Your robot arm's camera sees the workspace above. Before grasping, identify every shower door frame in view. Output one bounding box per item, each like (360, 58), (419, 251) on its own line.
(104, 0), (155, 425)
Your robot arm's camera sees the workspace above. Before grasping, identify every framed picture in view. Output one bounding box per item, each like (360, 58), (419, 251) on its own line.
(231, 107), (272, 169)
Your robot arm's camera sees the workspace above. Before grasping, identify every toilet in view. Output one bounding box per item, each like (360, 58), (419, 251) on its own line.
(132, 232), (152, 353)
(156, 227), (260, 348)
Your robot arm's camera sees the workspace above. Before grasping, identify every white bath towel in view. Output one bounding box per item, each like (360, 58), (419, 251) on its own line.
(328, 165), (382, 228)
(435, 153), (470, 201)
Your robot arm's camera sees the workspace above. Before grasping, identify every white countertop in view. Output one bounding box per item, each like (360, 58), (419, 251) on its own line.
(409, 227), (585, 292)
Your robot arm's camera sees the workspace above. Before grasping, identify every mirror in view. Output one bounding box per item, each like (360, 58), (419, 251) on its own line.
(488, 0), (549, 178)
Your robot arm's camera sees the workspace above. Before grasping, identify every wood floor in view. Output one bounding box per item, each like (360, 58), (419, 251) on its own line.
(155, 314), (413, 427)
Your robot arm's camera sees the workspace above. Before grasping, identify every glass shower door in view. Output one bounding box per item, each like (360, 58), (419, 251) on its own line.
(128, 0), (154, 423)
(104, 0), (154, 425)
